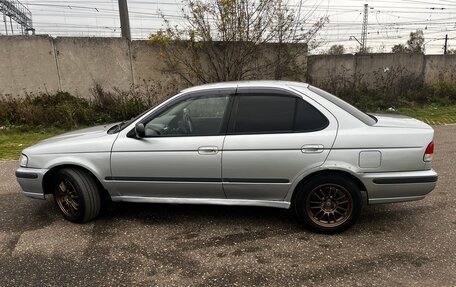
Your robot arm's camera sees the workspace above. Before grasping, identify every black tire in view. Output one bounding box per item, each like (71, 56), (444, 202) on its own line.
(52, 168), (101, 223)
(294, 174), (362, 234)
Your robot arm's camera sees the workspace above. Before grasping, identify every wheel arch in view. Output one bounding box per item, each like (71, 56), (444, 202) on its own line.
(289, 169), (368, 205)
(42, 164), (107, 197)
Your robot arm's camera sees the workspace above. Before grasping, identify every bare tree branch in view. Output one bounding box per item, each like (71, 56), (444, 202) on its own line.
(150, 0), (328, 84)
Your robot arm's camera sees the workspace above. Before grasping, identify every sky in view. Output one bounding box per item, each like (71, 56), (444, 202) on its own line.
(1, 0), (455, 54)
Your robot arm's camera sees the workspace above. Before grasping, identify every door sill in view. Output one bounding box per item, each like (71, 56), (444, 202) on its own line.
(111, 196), (291, 209)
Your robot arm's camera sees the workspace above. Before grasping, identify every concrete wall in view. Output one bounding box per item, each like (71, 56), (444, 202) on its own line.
(0, 36), (310, 98)
(0, 36), (146, 98)
(307, 54), (355, 90)
(424, 55), (456, 83)
(307, 53), (456, 92)
(131, 41), (168, 86)
(54, 37), (133, 97)
(1, 36), (455, 98)
(355, 53), (425, 86)
(0, 36), (60, 96)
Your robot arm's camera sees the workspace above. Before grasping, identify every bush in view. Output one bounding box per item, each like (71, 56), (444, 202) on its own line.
(0, 82), (179, 129)
(1, 78), (455, 129)
(309, 65), (456, 111)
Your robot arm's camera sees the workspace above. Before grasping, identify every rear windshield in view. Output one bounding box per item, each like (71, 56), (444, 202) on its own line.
(308, 85), (377, 126)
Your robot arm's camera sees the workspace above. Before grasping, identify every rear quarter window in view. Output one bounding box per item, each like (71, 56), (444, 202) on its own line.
(308, 85), (376, 126)
(294, 98), (329, 132)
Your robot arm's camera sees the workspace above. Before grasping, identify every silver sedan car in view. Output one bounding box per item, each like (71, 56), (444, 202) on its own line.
(16, 81), (437, 233)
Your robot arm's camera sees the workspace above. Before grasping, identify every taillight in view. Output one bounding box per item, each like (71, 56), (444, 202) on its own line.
(424, 141), (434, 162)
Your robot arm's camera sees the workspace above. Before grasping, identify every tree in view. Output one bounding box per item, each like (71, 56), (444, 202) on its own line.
(391, 30), (425, 54)
(150, 0), (328, 85)
(326, 44), (345, 55)
(391, 44), (408, 53)
(358, 46), (373, 54)
(407, 30), (425, 53)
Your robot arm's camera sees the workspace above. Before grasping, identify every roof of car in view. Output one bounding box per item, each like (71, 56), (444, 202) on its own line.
(180, 80), (310, 93)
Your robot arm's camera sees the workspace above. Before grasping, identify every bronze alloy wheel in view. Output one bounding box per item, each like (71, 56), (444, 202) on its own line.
(55, 179), (80, 218)
(305, 183), (353, 228)
(52, 168), (101, 223)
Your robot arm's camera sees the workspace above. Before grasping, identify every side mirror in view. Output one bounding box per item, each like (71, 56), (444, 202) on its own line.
(135, 123), (146, 138)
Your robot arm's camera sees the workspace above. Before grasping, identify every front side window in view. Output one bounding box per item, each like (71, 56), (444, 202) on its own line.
(144, 95), (230, 137)
(233, 94), (328, 134)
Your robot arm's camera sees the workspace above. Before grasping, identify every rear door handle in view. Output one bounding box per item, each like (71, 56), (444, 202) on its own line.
(301, 144), (324, 153)
(198, 146), (219, 155)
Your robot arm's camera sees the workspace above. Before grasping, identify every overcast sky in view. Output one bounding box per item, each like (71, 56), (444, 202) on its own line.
(2, 0), (455, 54)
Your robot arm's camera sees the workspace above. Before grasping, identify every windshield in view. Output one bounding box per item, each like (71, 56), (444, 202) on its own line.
(111, 93), (188, 133)
(307, 85), (377, 126)
(107, 104), (158, 134)
(121, 108), (152, 129)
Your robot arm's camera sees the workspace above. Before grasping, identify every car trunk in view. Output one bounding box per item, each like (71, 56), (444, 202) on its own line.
(330, 113), (435, 172)
(370, 113), (432, 130)
(369, 113), (435, 171)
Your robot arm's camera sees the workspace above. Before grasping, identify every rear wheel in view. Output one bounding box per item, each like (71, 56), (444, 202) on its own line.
(294, 174), (362, 233)
(53, 168), (101, 223)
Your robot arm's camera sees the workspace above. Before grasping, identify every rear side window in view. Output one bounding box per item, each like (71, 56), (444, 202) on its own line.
(233, 94), (328, 134)
(294, 98), (329, 131)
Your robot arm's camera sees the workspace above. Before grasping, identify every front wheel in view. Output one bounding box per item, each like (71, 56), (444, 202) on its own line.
(53, 168), (101, 223)
(294, 174), (362, 233)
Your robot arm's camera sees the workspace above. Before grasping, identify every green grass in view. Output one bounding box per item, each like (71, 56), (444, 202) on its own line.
(1, 104), (456, 161)
(0, 126), (65, 160)
(379, 105), (456, 125)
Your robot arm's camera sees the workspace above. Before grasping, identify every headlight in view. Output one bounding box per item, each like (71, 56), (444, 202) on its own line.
(19, 154), (28, 167)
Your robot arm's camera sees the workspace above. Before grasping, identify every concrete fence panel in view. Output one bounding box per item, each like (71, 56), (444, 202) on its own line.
(424, 55), (456, 84)
(355, 53), (425, 85)
(54, 37), (133, 98)
(131, 40), (169, 87)
(0, 35), (60, 96)
(1, 36), (456, 99)
(306, 54), (355, 91)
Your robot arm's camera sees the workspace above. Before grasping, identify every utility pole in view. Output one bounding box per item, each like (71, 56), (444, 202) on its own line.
(444, 34), (448, 54)
(361, 3), (369, 53)
(3, 12), (7, 35)
(118, 0), (131, 41)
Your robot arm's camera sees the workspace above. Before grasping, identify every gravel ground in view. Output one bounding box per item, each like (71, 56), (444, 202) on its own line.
(0, 125), (455, 286)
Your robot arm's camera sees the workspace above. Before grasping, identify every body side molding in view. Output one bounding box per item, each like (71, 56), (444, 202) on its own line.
(111, 196), (291, 209)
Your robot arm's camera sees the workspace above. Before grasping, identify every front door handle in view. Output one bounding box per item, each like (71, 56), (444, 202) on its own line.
(198, 146), (219, 155)
(302, 144), (324, 153)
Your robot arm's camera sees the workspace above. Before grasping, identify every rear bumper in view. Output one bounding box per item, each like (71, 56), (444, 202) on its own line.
(16, 167), (48, 200)
(360, 169), (438, 204)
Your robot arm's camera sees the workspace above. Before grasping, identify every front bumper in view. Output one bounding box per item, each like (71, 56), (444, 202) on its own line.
(360, 169), (438, 204)
(15, 167), (49, 199)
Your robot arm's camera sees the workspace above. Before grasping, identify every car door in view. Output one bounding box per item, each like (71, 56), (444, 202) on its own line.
(222, 88), (338, 200)
(109, 89), (235, 198)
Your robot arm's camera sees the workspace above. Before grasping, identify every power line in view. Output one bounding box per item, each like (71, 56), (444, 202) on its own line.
(7, 0), (453, 54)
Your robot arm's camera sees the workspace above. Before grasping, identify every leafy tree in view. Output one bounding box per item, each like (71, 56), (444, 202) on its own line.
(391, 30), (425, 54)
(391, 44), (408, 53)
(326, 44), (345, 55)
(358, 46), (373, 54)
(150, 0), (328, 85)
(407, 30), (425, 53)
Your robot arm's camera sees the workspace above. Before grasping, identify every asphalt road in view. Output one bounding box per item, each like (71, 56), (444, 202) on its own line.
(0, 126), (455, 287)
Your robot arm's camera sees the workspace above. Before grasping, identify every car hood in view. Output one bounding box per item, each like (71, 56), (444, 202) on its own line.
(370, 113), (432, 129)
(39, 124), (116, 144)
(23, 123), (120, 155)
